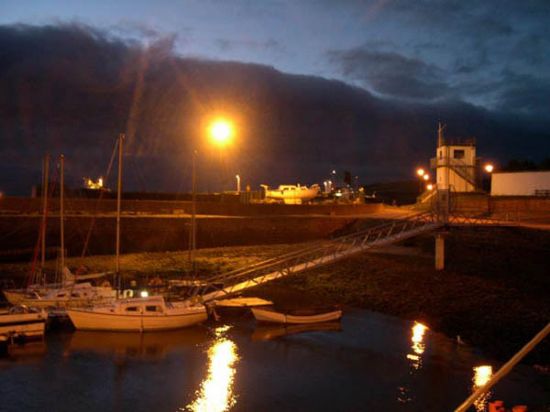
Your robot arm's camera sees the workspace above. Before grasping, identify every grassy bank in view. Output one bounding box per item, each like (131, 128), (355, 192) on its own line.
(1, 226), (548, 365)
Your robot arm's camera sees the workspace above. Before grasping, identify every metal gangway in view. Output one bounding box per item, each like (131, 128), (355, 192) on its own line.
(195, 211), (443, 303)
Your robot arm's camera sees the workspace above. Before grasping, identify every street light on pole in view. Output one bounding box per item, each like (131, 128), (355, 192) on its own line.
(188, 118), (235, 274)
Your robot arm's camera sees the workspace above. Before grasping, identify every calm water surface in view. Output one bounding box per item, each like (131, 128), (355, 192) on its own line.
(1, 309), (548, 411)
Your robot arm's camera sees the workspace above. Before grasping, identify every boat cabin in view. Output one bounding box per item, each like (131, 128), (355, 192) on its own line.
(109, 296), (171, 314)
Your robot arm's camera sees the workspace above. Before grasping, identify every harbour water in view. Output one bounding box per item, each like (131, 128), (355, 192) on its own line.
(1, 309), (548, 411)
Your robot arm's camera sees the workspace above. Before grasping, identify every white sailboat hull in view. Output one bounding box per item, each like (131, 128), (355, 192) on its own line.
(68, 305), (207, 332)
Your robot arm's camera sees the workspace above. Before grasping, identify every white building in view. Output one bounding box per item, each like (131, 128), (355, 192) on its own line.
(491, 171), (550, 196)
(431, 124), (479, 192)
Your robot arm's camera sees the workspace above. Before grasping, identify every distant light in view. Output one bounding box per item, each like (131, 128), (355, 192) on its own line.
(484, 164), (494, 173)
(140, 290), (149, 298)
(427, 184), (434, 191)
(423, 174), (430, 181)
(416, 168), (425, 177)
(84, 176), (104, 190)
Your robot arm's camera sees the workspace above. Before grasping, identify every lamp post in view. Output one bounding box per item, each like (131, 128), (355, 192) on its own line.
(483, 163), (494, 193)
(188, 118), (235, 274)
(188, 149), (197, 274)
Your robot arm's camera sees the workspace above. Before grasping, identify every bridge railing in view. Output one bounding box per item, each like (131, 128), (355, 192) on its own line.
(197, 211), (441, 300)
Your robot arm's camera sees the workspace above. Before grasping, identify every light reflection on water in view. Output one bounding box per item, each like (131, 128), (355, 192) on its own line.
(399, 321), (429, 404)
(185, 325), (239, 412)
(0, 311), (547, 411)
(472, 365), (493, 412)
(407, 321), (428, 370)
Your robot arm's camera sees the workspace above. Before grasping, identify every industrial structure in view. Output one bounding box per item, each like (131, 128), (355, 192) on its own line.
(431, 123), (479, 192)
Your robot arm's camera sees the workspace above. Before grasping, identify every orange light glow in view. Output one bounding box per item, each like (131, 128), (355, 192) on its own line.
(423, 174), (430, 181)
(209, 119), (234, 147)
(484, 164), (494, 173)
(427, 184), (434, 191)
(416, 168), (425, 177)
(84, 177), (104, 190)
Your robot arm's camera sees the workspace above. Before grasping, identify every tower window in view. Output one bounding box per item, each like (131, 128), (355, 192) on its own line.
(453, 149), (465, 159)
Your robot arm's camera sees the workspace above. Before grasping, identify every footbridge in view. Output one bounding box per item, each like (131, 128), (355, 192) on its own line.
(192, 198), (520, 303)
(197, 211), (444, 302)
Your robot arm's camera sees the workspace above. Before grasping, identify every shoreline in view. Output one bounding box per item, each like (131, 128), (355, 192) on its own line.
(1, 226), (548, 365)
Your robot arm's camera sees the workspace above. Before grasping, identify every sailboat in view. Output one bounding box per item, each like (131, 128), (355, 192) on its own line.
(67, 134), (207, 332)
(67, 295), (207, 332)
(4, 154), (116, 309)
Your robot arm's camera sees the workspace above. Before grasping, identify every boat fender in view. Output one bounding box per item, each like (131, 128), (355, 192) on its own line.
(122, 289), (134, 298)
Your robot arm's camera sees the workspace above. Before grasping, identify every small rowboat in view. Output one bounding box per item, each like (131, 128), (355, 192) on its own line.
(251, 307), (342, 325)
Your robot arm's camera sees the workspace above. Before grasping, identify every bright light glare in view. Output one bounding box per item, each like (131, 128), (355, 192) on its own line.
(484, 164), (494, 173)
(427, 184), (434, 191)
(407, 321), (428, 370)
(140, 290), (149, 298)
(411, 322), (428, 355)
(416, 168), (425, 176)
(473, 365), (492, 387)
(423, 174), (430, 181)
(209, 120), (233, 147)
(472, 365), (493, 412)
(187, 326), (238, 412)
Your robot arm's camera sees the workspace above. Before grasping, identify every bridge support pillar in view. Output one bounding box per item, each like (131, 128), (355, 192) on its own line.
(435, 233), (446, 270)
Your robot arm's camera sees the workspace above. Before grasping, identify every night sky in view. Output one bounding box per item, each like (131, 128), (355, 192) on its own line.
(1, 1), (549, 195)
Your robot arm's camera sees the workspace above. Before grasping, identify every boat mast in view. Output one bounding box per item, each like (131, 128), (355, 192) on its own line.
(59, 154), (65, 276)
(40, 154), (49, 276)
(115, 133), (124, 294)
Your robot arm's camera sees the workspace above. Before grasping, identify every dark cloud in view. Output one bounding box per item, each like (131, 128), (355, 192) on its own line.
(495, 72), (550, 116)
(0, 23), (548, 196)
(326, 1), (550, 119)
(328, 48), (452, 100)
(214, 37), (282, 52)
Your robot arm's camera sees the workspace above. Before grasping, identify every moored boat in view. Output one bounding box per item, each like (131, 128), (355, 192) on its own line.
(67, 296), (207, 332)
(251, 307), (342, 324)
(0, 305), (48, 342)
(12, 282), (116, 309)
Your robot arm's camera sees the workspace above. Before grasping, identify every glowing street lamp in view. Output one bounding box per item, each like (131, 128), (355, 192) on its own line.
(416, 168), (425, 177)
(423, 174), (430, 181)
(484, 164), (494, 173)
(208, 119), (234, 148)
(427, 183), (434, 191)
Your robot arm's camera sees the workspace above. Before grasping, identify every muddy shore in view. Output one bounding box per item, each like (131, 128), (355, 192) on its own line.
(1, 226), (548, 366)
(246, 226), (550, 365)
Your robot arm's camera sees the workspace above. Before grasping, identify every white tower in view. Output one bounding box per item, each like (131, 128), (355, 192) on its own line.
(432, 124), (478, 192)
